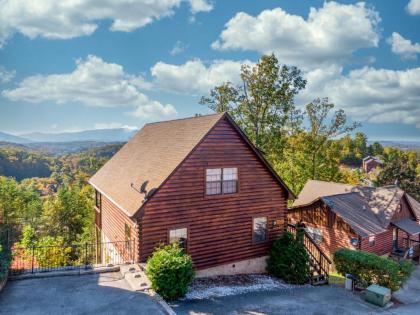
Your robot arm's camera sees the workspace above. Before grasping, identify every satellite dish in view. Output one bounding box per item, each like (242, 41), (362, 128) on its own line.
(140, 181), (149, 194)
(145, 188), (158, 200)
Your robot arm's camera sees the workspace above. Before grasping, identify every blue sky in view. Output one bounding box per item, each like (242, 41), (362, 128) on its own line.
(0, 0), (419, 141)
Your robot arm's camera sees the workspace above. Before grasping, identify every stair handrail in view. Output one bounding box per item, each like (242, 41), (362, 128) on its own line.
(287, 223), (331, 278)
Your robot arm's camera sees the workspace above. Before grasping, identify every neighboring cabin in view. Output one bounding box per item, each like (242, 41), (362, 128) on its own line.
(288, 180), (420, 260)
(362, 156), (383, 173)
(89, 113), (294, 276)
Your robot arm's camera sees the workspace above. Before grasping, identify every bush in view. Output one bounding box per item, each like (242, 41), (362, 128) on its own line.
(267, 231), (309, 284)
(333, 248), (413, 291)
(146, 243), (195, 300)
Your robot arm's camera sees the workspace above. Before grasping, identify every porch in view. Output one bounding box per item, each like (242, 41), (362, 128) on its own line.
(390, 219), (420, 264)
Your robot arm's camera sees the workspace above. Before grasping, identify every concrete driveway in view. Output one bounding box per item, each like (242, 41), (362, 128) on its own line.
(393, 266), (420, 304)
(0, 272), (166, 315)
(171, 285), (399, 315)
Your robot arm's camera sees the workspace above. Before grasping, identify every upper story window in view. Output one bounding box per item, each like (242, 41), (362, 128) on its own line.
(169, 227), (188, 251)
(95, 190), (101, 209)
(206, 168), (238, 195)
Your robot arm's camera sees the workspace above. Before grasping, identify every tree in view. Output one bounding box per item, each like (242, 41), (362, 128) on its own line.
(353, 132), (368, 159)
(304, 98), (360, 180)
(42, 185), (94, 244)
(369, 142), (384, 156)
(200, 54), (306, 159)
(376, 150), (419, 199)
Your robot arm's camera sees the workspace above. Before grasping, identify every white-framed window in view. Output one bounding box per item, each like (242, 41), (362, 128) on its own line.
(206, 168), (238, 195)
(253, 217), (267, 243)
(169, 227), (188, 251)
(368, 235), (375, 247)
(306, 226), (323, 243)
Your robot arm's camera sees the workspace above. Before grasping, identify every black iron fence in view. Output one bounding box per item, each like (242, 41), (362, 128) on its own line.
(9, 239), (135, 275)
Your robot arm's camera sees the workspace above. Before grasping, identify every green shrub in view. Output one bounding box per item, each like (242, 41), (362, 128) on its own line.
(267, 231), (309, 284)
(333, 248), (413, 291)
(146, 243), (195, 300)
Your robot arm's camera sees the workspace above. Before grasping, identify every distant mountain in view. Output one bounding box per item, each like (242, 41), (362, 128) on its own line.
(0, 131), (31, 144)
(20, 128), (137, 143)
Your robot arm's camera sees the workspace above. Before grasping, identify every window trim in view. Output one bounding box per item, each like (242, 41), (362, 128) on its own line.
(205, 167), (239, 196)
(252, 216), (268, 244)
(167, 226), (189, 252)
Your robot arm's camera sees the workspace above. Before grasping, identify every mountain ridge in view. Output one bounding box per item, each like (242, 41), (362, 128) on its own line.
(0, 128), (138, 143)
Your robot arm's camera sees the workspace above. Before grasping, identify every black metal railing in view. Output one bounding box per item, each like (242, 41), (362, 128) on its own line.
(288, 224), (331, 281)
(9, 239), (135, 275)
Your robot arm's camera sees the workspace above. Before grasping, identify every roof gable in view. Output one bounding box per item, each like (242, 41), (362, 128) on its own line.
(90, 112), (294, 217)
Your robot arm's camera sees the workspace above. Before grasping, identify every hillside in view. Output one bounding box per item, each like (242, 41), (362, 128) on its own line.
(0, 143), (123, 181)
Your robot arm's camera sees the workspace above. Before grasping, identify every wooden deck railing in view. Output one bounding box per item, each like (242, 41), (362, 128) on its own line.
(288, 224), (332, 281)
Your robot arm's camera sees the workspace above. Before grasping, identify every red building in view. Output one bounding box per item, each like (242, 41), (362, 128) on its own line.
(362, 156), (383, 173)
(89, 113), (294, 276)
(288, 180), (420, 261)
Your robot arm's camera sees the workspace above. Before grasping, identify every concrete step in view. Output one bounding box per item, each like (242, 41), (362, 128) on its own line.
(120, 263), (152, 292)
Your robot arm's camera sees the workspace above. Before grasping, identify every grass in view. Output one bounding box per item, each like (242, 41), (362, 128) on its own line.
(329, 272), (345, 286)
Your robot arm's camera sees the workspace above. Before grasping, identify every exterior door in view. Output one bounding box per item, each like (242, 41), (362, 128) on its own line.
(392, 227), (398, 249)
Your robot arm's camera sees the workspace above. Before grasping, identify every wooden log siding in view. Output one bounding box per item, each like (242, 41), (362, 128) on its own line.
(138, 116), (288, 269)
(288, 203), (358, 259)
(100, 194), (140, 261)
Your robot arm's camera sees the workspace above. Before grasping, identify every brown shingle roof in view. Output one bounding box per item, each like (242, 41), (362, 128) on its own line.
(292, 180), (409, 237)
(89, 113), (225, 216)
(322, 193), (386, 237)
(293, 180), (355, 207)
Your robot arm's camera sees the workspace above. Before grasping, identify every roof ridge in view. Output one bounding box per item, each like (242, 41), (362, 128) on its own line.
(145, 112), (224, 126)
(308, 179), (354, 187)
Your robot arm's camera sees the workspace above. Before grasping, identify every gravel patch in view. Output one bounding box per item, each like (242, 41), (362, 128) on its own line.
(183, 274), (307, 300)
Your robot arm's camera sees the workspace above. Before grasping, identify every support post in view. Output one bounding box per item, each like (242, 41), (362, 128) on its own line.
(31, 246), (35, 274)
(85, 242), (88, 269)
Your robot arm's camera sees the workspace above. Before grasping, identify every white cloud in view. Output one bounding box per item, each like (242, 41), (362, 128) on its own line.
(0, 0), (212, 47)
(2, 55), (177, 119)
(150, 59), (253, 95)
(212, 2), (380, 70)
(299, 66), (420, 128)
(0, 66), (15, 83)
(170, 40), (188, 56)
(94, 122), (137, 130)
(407, 0), (420, 15)
(188, 0), (213, 14)
(387, 32), (420, 60)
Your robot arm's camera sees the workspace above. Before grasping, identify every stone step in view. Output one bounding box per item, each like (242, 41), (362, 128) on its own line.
(120, 263), (152, 292)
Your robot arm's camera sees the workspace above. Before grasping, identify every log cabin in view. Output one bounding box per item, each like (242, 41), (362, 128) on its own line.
(288, 180), (420, 262)
(89, 112), (295, 276)
(362, 156), (383, 173)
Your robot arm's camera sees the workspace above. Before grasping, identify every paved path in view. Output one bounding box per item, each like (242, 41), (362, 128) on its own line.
(0, 272), (166, 315)
(393, 265), (420, 304)
(171, 285), (387, 315)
